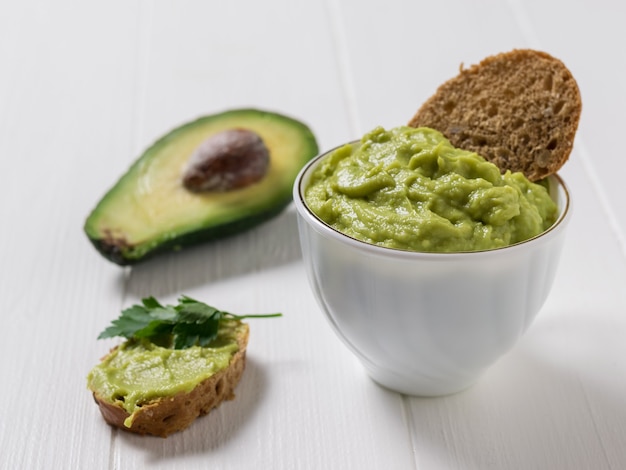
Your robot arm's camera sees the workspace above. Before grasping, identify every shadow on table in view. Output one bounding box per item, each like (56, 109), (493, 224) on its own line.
(120, 208), (302, 298)
(119, 356), (267, 460)
(405, 313), (626, 469)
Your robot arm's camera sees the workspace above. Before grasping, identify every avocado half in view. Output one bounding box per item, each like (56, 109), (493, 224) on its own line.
(84, 109), (318, 265)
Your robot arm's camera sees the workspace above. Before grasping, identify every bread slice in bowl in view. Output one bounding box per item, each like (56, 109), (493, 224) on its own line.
(409, 49), (582, 181)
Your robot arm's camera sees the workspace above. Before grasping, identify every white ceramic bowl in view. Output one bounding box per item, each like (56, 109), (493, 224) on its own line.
(293, 145), (572, 396)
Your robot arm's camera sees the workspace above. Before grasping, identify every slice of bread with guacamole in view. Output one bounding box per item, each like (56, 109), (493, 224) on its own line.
(88, 321), (249, 438)
(408, 49), (582, 181)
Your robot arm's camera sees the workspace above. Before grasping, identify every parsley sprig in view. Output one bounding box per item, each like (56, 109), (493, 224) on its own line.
(98, 295), (281, 349)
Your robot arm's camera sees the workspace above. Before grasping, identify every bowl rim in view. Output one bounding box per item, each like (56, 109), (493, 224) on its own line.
(293, 141), (572, 259)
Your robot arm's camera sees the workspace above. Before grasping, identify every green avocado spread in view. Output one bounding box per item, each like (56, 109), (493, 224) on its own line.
(87, 321), (245, 427)
(305, 126), (558, 252)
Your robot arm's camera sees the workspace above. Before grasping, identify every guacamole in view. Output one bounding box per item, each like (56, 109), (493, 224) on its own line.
(87, 321), (244, 427)
(304, 126), (558, 252)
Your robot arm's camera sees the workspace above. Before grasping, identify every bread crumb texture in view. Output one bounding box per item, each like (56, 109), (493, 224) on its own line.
(409, 49), (582, 181)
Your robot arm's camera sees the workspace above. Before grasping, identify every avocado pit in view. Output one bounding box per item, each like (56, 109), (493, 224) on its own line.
(182, 128), (270, 192)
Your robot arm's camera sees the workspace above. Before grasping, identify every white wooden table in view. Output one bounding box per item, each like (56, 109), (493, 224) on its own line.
(2, 1), (625, 469)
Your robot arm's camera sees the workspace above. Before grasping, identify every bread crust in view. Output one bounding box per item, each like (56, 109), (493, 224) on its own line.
(408, 49), (581, 181)
(92, 324), (249, 438)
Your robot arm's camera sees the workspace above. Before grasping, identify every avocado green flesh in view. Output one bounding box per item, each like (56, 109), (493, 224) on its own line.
(84, 109), (318, 265)
(87, 321), (245, 428)
(305, 126), (558, 253)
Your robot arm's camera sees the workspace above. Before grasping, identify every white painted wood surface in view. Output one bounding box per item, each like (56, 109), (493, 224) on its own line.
(1, 1), (624, 468)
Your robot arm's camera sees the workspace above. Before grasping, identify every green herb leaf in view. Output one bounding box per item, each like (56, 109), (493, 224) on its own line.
(141, 296), (163, 309)
(97, 296), (281, 349)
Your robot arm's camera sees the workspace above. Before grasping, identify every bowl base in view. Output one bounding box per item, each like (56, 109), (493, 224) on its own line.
(363, 363), (481, 397)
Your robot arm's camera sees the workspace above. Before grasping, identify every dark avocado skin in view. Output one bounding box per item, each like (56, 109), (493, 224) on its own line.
(89, 203), (288, 266)
(84, 109), (318, 265)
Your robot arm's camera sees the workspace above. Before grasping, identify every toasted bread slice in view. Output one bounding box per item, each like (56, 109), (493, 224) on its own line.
(91, 323), (249, 438)
(408, 49), (581, 181)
